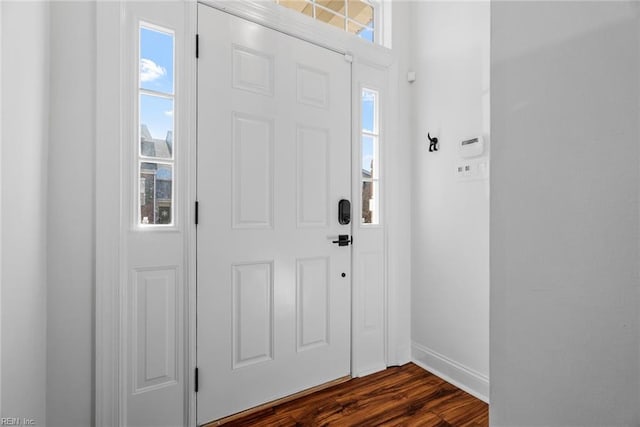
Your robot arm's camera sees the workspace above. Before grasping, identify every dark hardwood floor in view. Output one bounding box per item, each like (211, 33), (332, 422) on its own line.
(207, 363), (488, 426)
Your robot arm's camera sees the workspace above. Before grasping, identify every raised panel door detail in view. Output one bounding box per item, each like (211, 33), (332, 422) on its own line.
(133, 267), (178, 393)
(296, 257), (330, 351)
(232, 262), (274, 369)
(197, 7), (353, 422)
(232, 45), (274, 97)
(297, 65), (329, 109)
(297, 126), (329, 228)
(232, 113), (274, 229)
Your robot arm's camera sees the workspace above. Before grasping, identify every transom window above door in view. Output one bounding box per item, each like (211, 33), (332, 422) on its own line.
(274, 0), (376, 42)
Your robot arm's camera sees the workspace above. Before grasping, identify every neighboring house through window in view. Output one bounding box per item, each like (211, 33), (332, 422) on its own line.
(138, 24), (175, 225)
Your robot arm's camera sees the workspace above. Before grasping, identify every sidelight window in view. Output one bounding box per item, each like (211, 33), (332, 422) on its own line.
(138, 24), (175, 226)
(361, 88), (379, 225)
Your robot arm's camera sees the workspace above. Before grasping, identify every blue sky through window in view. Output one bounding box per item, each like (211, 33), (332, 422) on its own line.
(357, 26), (374, 43)
(139, 25), (175, 225)
(140, 27), (174, 143)
(140, 94), (173, 141)
(140, 27), (174, 94)
(362, 135), (374, 176)
(362, 90), (376, 172)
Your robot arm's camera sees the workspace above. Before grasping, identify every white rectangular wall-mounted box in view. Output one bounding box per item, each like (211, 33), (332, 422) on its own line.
(460, 136), (484, 158)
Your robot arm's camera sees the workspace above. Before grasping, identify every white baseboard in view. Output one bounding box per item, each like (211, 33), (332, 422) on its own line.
(411, 342), (489, 403)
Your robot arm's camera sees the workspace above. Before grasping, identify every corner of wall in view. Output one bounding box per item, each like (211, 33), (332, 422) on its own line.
(411, 342), (489, 403)
(384, 0), (415, 370)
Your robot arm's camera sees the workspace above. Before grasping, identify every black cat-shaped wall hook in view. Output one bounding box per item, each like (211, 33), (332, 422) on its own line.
(428, 133), (439, 152)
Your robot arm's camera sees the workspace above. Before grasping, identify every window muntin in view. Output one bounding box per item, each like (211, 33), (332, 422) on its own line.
(274, 0), (376, 43)
(138, 24), (175, 226)
(361, 88), (379, 225)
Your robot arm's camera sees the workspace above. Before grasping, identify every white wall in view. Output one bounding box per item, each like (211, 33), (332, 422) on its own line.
(409, 1), (490, 401)
(491, 2), (640, 425)
(47, 2), (96, 427)
(1, 1), (50, 424)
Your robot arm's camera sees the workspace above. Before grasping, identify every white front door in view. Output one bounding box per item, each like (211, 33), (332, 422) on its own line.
(196, 5), (352, 424)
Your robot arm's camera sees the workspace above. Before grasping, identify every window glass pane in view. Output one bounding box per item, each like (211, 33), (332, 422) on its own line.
(357, 26), (374, 42)
(140, 162), (173, 225)
(362, 180), (378, 224)
(315, 7), (345, 30)
(327, 11), (346, 30)
(362, 135), (378, 179)
(362, 89), (376, 133)
(362, 87), (379, 225)
(273, 0), (376, 43)
(279, 0), (313, 17)
(316, 0), (346, 15)
(140, 27), (174, 94)
(348, 20), (373, 42)
(347, 0), (373, 27)
(140, 94), (174, 159)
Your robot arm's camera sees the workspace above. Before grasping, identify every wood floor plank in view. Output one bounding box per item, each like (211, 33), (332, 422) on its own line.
(211, 363), (488, 426)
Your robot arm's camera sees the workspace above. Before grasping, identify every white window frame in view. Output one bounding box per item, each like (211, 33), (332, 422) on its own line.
(361, 86), (381, 226)
(137, 22), (177, 228)
(273, 0), (383, 45)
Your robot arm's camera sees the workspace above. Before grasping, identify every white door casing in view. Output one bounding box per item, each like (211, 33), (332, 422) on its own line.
(196, 5), (352, 423)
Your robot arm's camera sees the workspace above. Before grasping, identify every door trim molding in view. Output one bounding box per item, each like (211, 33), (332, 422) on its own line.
(95, 3), (125, 425)
(185, 5), (199, 427)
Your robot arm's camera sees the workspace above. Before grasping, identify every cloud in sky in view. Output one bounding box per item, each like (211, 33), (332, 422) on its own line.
(164, 110), (174, 117)
(140, 58), (166, 83)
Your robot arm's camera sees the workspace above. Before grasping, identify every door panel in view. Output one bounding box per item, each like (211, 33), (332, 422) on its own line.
(197, 5), (352, 424)
(231, 113), (274, 229)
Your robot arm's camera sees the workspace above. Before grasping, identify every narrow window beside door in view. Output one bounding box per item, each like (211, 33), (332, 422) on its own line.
(138, 24), (175, 225)
(361, 88), (379, 225)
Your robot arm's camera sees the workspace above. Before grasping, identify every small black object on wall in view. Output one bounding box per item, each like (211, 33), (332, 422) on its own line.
(427, 133), (439, 152)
